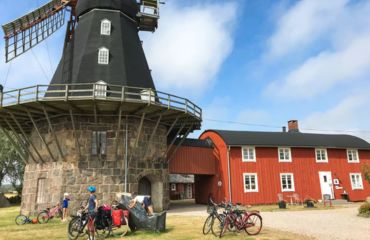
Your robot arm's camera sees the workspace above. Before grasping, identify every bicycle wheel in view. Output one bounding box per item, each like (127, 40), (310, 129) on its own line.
(202, 215), (213, 235)
(95, 218), (111, 238)
(68, 217), (85, 240)
(37, 211), (50, 224)
(219, 217), (229, 238)
(211, 214), (224, 237)
(244, 213), (262, 235)
(15, 215), (27, 225)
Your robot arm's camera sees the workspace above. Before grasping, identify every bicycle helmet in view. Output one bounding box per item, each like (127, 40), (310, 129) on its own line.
(87, 186), (96, 193)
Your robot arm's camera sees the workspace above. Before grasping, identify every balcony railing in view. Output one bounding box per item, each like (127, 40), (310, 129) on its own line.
(0, 83), (202, 120)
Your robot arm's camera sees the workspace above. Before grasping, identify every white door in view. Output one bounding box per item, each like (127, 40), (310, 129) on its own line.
(318, 172), (334, 199)
(186, 184), (192, 199)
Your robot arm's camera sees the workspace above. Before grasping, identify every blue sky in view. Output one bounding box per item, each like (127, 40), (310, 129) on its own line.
(1, 0), (370, 141)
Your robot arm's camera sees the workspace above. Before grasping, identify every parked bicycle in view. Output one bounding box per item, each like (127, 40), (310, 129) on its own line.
(37, 204), (63, 223)
(203, 200), (227, 236)
(15, 214), (34, 225)
(68, 208), (105, 240)
(219, 204), (262, 238)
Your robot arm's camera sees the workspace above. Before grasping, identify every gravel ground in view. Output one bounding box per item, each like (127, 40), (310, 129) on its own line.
(168, 203), (370, 240)
(261, 206), (370, 240)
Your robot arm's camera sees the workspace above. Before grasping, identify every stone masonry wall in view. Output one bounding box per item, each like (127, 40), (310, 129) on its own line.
(21, 115), (169, 215)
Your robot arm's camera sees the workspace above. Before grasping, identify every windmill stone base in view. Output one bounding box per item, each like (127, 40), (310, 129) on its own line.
(20, 116), (169, 214)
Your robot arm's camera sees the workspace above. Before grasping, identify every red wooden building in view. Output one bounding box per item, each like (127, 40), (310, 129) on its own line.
(170, 120), (370, 205)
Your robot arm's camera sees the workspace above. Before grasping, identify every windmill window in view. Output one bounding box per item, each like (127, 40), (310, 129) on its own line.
(98, 47), (109, 65)
(92, 131), (107, 156)
(95, 80), (107, 98)
(101, 19), (111, 35)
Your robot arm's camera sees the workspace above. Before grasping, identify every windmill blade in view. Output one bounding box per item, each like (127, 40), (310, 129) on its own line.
(2, 0), (71, 63)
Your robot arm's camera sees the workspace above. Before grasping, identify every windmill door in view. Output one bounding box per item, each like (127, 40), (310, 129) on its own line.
(138, 177), (151, 196)
(318, 172), (334, 199)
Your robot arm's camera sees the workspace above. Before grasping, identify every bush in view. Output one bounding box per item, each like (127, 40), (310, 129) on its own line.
(6, 195), (21, 204)
(358, 202), (370, 218)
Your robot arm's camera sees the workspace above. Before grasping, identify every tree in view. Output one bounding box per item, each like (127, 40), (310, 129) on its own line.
(0, 130), (25, 192)
(362, 163), (370, 184)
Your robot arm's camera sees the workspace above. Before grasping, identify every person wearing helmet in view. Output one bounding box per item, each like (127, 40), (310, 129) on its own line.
(86, 186), (98, 214)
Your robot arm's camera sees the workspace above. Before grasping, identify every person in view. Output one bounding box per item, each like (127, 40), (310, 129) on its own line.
(62, 192), (70, 222)
(129, 192), (154, 216)
(86, 186), (98, 214)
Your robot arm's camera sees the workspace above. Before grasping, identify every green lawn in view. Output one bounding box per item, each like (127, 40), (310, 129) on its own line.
(0, 206), (313, 240)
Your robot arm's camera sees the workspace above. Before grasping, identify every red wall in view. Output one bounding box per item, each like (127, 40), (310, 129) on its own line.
(169, 146), (217, 175)
(200, 131), (370, 205)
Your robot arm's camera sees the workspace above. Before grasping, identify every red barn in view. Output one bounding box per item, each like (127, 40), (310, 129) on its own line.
(170, 120), (370, 205)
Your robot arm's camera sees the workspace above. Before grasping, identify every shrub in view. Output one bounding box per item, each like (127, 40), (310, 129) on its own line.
(6, 195), (21, 204)
(358, 202), (370, 218)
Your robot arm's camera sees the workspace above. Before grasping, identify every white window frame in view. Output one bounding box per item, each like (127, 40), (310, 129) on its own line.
(94, 80), (107, 98)
(98, 47), (109, 65)
(171, 183), (176, 191)
(243, 173), (258, 192)
(315, 148), (328, 163)
(350, 173), (363, 190)
(100, 19), (111, 35)
(242, 146), (256, 162)
(278, 147), (292, 162)
(280, 173), (295, 192)
(347, 149), (359, 163)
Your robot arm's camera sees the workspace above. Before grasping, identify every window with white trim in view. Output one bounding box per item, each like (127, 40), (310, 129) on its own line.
(100, 19), (111, 35)
(95, 80), (107, 98)
(347, 149), (359, 163)
(98, 47), (109, 65)
(350, 173), (363, 189)
(171, 183), (176, 191)
(315, 148), (328, 162)
(242, 146), (256, 162)
(280, 173), (295, 192)
(278, 147), (292, 162)
(243, 173), (258, 192)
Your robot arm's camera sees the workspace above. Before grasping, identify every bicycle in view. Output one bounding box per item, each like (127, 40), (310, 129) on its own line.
(15, 214), (33, 225)
(68, 209), (105, 240)
(37, 204), (63, 224)
(219, 205), (262, 238)
(203, 201), (227, 236)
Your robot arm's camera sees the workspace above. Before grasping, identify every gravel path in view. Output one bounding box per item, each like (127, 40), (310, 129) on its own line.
(168, 204), (370, 240)
(261, 206), (370, 240)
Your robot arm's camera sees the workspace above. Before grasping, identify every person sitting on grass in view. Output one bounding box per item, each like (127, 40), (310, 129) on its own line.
(129, 192), (154, 216)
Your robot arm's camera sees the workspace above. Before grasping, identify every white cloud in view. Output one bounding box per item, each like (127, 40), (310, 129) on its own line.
(266, 34), (370, 99)
(302, 92), (370, 142)
(141, 1), (237, 96)
(264, 0), (370, 100)
(267, 0), (348, 59)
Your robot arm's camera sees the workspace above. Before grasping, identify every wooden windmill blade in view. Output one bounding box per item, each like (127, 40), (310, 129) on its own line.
(2, 0), (74, 62)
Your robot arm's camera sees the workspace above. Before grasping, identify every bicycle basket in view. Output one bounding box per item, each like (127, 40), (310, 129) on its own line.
(206, 206), (214, 214)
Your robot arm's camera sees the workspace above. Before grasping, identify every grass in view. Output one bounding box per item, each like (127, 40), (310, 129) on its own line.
(0, 206), (314, 240)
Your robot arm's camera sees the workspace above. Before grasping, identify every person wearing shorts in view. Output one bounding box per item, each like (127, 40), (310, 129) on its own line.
(62, 193), (70, 221)
(129, 193), (154, 215)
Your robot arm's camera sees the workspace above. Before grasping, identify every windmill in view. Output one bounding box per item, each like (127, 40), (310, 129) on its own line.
(0, 0), (201, 214)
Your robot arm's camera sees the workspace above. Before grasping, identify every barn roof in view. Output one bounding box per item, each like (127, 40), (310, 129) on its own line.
(175, 138), (213, 148)
(206, 130), (370, 150)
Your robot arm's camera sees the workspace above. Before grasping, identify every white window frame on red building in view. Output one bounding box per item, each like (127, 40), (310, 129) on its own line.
(347, 149), (359, 163)
(242, 146), (256, 162)
(315, 148), (328, 163)
(350, 173), (363, 190)
(243, 173), (258, 192)
(278, 147), (292, 162)
(280, 173), (295, 192)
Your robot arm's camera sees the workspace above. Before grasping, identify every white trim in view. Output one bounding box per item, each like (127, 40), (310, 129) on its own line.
(100, 19), (111, 35)
(98, 47), (109, 65)
(243, 173), (258, 192)
(315, 148), (328, 163)
(278, 147), (292, 162)
(170, 183), (176, 191)
(349, 173), (363, 190)
(280, 173), (295, 192)
(347, 149), (359, 163)
(241, 146), (256, 162)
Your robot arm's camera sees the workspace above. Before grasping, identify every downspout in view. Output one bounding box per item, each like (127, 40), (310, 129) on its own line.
(124, 116), (128, 192)
(227, 146), (232, 202)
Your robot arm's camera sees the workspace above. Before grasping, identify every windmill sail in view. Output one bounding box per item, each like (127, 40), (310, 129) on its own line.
(2, 0), (70, 62)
